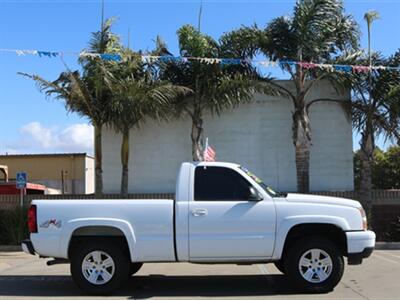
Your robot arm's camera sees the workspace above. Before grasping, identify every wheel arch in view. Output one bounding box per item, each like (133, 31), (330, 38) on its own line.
(274, 219), (349, 260)
(61, 218), (136, 261)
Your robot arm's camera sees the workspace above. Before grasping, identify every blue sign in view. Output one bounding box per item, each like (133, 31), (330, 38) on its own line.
(16, 172), (27, 189)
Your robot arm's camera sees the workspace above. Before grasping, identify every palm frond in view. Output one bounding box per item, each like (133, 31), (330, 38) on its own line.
(219, 24), (262, 59)
(350, 50), (400, 143)
(364, 10), (380, 25)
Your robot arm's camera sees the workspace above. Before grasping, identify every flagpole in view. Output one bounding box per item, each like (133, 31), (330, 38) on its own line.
(203, 137), (208, 162)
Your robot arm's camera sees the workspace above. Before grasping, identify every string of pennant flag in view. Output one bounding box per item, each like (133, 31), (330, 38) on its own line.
(1, 48), (400, 73)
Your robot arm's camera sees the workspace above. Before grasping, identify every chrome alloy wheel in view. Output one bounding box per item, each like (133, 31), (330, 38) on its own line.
(81, 250), (115, 285)
(298, 248), (333, 283)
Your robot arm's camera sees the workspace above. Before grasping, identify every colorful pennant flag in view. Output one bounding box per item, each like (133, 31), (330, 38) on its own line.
(0, 48), (399, 73)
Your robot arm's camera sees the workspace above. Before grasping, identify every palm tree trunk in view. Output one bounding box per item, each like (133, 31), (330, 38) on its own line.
(120, 128), (130, 195)
(295, 142), (311, 193)
(94, 124), (103, 196)
(292, 100), (311, 193)
(191, 110), (204, 161)
(292, 46), (312, 193)
(359, 123), (374, 212)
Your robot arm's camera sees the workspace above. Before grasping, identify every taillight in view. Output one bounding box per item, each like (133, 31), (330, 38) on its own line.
(28, 205), (37, 233)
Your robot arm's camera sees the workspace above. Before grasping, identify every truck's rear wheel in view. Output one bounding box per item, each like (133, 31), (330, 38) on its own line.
(284, 237), (344, 293)
(70, 241), (130, 295)
(274, 260), (286, 274)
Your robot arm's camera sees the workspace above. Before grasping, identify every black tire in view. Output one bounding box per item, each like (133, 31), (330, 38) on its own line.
(70, 241), (130, 295)
(129, 262), (143, 276)
(274, 260), (286, 274)
(284, 236), (344, 293)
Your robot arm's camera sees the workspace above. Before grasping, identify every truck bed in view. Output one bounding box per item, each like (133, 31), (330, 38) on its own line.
(31, 199), (176, 262)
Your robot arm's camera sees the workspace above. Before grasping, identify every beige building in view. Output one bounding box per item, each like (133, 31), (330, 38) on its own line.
(0, 153), (94, 194)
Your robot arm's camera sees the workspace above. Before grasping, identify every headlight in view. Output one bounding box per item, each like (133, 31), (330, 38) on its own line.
(358, 207), (368, 230)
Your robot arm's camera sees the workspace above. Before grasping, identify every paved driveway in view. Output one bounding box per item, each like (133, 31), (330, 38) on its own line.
(0, 250), (399, 299)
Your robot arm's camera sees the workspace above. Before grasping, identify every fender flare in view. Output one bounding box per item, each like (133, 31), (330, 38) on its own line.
(272, 215), (350, 260)
(59, 218), (137, 261)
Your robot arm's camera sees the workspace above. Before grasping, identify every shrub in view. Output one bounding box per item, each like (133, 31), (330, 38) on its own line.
(384, 216), (400, 242)
(0, 207), (29, 245)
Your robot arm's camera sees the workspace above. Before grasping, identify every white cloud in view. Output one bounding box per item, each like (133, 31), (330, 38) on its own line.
(58, 123), (94, 152)
(4, 122), (94, 154)
(20, 122), (54, 148)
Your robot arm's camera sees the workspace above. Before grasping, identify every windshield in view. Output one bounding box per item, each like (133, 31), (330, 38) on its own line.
(239, 166), (285, 197)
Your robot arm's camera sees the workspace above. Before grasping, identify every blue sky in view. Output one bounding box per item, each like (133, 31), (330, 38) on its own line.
(0, 0), (399, 154)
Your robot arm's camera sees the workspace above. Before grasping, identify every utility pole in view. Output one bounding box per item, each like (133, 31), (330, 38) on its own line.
(197, 0), (203, 31)
(101, 0), (105, 32)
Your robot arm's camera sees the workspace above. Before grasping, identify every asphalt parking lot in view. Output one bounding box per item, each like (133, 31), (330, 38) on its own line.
(0, 250), (399, 300)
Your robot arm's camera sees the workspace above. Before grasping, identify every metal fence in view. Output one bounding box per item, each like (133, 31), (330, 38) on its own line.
(0, 190), (399, 241)
(0, 193), (176, 209)
(0, 190), (399, 210)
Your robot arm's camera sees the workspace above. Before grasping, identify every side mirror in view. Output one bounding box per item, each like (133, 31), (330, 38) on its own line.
(248, 187), (263, 201)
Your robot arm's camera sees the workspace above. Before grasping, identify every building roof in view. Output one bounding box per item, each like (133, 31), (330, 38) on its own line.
(0, 182), (46, 191)
(0, 153), (94, 159)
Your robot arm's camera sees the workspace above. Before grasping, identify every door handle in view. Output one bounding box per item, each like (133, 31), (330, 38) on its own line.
(191, 208), (208, 217)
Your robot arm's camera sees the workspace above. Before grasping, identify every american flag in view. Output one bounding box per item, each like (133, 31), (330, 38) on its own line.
(203, 139), (216, 162)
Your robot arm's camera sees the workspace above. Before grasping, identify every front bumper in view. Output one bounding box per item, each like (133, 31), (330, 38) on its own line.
(346, 230), (375, 265)
(21, 239), (35, 255)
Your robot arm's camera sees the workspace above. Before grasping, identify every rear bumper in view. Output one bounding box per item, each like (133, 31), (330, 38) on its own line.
(346, 230), (375, 265)
(21, 239), (35, 255)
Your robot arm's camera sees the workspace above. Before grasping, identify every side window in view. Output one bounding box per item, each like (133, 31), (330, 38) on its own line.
(194, 166), (253, 201)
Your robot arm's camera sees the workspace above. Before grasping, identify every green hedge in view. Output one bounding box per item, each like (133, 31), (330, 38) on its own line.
(0, 208), (29, 245)
(383, 217), (400, 242)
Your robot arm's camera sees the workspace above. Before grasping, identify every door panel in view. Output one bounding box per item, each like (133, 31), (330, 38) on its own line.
(188, 166), (276, 261)
(189, 200), (276, 260)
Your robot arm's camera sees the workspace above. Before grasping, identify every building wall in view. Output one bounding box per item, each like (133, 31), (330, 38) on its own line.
(102, 80), (354, 193)
(85, 156), (95, 194)
(0, 154), (95, 194)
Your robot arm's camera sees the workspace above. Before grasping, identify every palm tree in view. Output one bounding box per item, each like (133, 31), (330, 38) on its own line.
(104, 50), (190, 195)
(364, 11), (380, 68)
(156, 25), (277, 161)
(353, 10), (381, 210)
(235, 0), (360, 192)
(20, 19), (121, 196)
(80, 18), (122, 195)
(350, 51), (400, 211)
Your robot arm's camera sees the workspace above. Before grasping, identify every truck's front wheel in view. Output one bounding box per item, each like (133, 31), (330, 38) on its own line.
(130, 262), (143, 276)
(70, 241), (130, 295)
(285, 237), (344, 293)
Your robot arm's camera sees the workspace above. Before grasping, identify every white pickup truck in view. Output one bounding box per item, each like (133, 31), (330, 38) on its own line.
(22, 162), (375, 295)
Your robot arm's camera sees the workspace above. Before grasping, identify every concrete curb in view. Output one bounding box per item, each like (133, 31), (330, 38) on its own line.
(0, 245), (22, 252)
(375, 242), (400, 250)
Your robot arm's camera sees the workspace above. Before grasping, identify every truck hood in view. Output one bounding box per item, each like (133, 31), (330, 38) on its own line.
(285, 193), (362, 209)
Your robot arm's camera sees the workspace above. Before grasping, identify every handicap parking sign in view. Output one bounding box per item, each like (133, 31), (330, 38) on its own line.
(16, 172), (27, 189)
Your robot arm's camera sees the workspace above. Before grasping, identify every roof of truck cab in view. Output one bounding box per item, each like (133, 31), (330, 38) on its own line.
(189, 161), (241, 168)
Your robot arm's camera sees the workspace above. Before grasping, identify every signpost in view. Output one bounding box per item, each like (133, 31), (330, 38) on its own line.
(16, 172), (27, 207)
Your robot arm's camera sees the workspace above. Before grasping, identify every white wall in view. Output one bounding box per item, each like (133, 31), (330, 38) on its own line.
(85, 156), (95, 194)
(102, 80), (353, 193)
